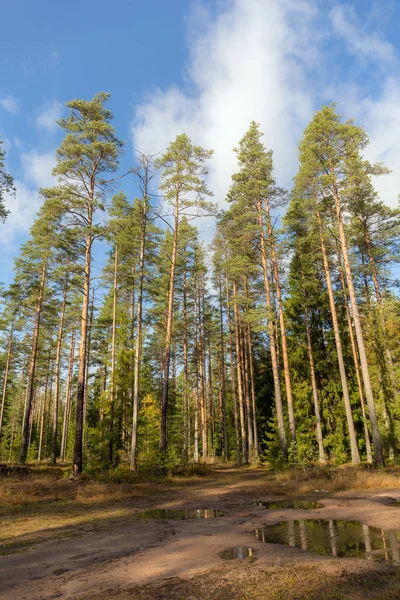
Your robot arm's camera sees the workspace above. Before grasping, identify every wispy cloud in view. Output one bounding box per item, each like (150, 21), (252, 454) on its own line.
(330, 4), (396, 63)
(0, 95), (18, 114)
(35, 100), (63, 132)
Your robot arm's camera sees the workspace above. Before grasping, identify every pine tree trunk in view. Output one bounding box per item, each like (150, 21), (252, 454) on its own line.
(218, 280), (228, 460)
(130, 196), (147, 470)
(73, 196), (93, 475)
(0, 322), (13, 444)
(193, 282), (200, 463)
(207, 344), (215, 458)
(304, 307), (326, 463)
(265, 204), (296, 442)
(182, 249), (189, 461)
(38, 365), (50, 461)
(315, 207), (360, 464)
(109, 243), (118, 463)
(330, 178), (384, 465)
(19, 257), (48, 464)
(232, 280), (247, 462)
(247, 323), (259, 460)
(61, 330), (75, 462)
(160, 196), (179, 455)
(242, 316), (254, 459)
(51, 268), (69, 464)
(83, 291), (94, 447)
(364, 227), (397, 391)
(199, 277), (208, 460)
(225, 277), (240, 463)
(257, 198), (287, 458)
(37, 389), (44, 461)
(335, 245), (373, 464)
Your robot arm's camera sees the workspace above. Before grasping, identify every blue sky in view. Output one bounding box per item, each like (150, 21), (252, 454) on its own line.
(1, 0), (400, 286)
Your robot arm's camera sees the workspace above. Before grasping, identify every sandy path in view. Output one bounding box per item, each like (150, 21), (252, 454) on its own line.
(1, 468), (400, 599)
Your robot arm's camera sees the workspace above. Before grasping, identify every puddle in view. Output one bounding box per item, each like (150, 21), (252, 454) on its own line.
(136, 509), (227, 519)
(253, 501), (323, 510)
(371, 497), (400, 506)
(218, 546), (255, 560)
(255, 520), (400, 564)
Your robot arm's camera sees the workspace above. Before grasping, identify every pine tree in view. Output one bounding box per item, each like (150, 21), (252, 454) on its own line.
(41, 92), (122, 475)
(155, 134), (214, 456)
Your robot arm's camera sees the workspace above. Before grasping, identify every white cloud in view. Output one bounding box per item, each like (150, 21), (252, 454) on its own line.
(0, 95), (18, 114)
(36, 100), (63, 132)
(132, 0), (400, 233)
(355, 78), (400, 208)
(1, 152), (56, 246)
(21, 151), (56, 188)
(330, 4), (396, 64)
(132, 0), (318, 225)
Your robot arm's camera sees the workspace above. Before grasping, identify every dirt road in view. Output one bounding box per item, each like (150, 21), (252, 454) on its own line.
(1, 467), (400, 599)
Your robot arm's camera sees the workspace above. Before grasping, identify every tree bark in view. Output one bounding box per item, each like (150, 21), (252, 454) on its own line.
(51, 267), (69, 464)
(247, 323), (259, 460)
(225, 276), (240, 463)
(265, 202), (296, 442)
(0, 322), (13, 444)
(73, 193), (93, 476)
(160, 194), (179, 454)
(257, 197), (287, 458)
(130, 205), (147, 470)
(315, 206), (360, 464)
(108, 243), (118, 463)
(182, 248), (189, 461)
(335, 244), (373, 463)
(330, 177), (384, 465)
(19, 257), (48, 464)
(232, 280), (247, 462)
(218, 280), (228, 460)
(61, 329), (75, 462)
(304, 307), (326, 463)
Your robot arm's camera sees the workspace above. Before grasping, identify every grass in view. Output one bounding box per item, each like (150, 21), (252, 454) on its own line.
(79, 564), (400, 600)
(260, 464), (400, 497)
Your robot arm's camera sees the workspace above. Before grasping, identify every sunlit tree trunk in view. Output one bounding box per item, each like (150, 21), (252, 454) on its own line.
(335, 245), (373, 463)
(257, 197), (287, 458)
(160, 194), (179, 454)
(19, 257), (48, 464)
(225, 276), (240, 463)
(73, 202), (93, 476)
(218, 280), (227, 460)
(315, 207), (360, 464)
(304, 307), (326, 463)
(0, 322), (13, 443)
(330, 176), (384, 465)
(83, 290), (94, 447)
(247, 323), (259, 460)
(51, 267), (69, 464)
(108, 243), (118, 463)
(233, 280), (247, 462)
(265, 202), (296, 442)
(61, 330), (75, 462)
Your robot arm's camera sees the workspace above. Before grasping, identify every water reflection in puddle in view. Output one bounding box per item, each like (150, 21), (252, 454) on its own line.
(219, 546), (255, 560)
(253, 501), (323, 510)
(136, 509), (227, 519)
(255, 520), (400, 564)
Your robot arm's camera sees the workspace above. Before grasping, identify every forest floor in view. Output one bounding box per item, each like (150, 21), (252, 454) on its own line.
(1, 465), (400, 599)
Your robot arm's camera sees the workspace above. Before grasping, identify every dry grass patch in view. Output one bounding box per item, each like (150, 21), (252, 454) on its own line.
(262, 466), (400, 497)
(80, 564), (400, 600)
